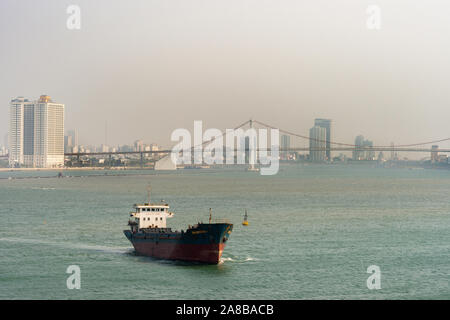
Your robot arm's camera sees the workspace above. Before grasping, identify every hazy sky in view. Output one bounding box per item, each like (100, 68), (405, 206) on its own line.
(1, 0), (450, 154)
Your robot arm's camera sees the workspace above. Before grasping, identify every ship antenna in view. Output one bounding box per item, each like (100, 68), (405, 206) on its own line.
(147, 184), (151, 204)
(209, 208), (212, 224)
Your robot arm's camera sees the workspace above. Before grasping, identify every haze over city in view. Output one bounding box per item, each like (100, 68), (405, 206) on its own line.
(2, 0), (450, 152)
(2, 1), (450, 304)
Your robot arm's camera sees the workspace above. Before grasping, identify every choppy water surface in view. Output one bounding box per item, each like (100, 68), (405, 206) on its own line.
(0, 165), (449, 299)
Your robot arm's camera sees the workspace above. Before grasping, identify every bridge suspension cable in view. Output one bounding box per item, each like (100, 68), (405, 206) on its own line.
(190, 119), (251, 150)
(252, 119), (450, 148)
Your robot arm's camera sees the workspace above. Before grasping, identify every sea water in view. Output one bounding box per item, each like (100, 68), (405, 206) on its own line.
(0, 164), (449, 299)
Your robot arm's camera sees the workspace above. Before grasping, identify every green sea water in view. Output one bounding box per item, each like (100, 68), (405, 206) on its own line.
(0, 165), (449, 299)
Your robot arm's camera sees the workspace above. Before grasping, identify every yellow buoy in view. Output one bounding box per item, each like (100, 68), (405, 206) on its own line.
(242, 209), (249, 226)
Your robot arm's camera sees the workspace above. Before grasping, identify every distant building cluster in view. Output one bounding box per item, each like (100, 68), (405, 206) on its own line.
(64, 129), (159, 154)
(133, 140), (159, 152)
(431, 145), (448, 164)
(9, 95), (64, 168)
(64, 142), (160, 154)
(63, 132), (161, 167)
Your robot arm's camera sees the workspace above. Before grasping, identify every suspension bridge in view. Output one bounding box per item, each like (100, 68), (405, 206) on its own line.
(1, 119), (449, 162)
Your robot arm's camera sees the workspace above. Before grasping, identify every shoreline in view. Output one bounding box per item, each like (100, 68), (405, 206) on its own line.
(0, 162), (448, 173)
(0, 167), (155, 172)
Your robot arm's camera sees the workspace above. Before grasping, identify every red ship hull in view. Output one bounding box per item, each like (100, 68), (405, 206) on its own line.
(132, 242), (226, 264)
(124, 222), (233, 264)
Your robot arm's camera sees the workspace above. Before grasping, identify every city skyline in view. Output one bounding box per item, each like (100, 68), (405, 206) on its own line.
(3, 108), (450, 162)
(2, 1), (450, 153)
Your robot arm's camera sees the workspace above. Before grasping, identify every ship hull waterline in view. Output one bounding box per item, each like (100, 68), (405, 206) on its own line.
(131, 241), (226, 264)
(124, 223), (233, 264)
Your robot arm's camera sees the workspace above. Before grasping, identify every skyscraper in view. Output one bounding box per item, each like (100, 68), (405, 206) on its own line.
(9, 95), (64, 168)
(64, 135), (73, 153)
(309, 126), (326, 162)
(9, 98), (24, 166)
(67, 129), (78, 148)
(353, 135), (375, 160)
(314, 119), (331, 160)
(431, 145), (439, 163)
(280, 134), (291, 160)
(9, 97), (32, 166)
(353, 135), (365, 160)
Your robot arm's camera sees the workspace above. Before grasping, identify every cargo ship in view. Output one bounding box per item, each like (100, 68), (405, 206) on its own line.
(124, 202), (233, 264)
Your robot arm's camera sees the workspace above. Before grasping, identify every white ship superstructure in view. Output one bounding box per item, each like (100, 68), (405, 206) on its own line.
(128, 202), (174, 231)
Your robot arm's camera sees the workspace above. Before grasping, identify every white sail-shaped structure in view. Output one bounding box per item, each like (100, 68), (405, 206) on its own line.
(155, 156), (177, 170)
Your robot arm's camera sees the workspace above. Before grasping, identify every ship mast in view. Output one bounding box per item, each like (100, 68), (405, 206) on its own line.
(147, 184), (151, 204)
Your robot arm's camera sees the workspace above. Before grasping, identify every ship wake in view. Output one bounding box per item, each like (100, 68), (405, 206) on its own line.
(0, 237), (131, 254)
(219, 255), (259, 264)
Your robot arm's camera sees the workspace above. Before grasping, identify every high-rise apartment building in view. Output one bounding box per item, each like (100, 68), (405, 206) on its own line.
(9, 97), (34, 166)
(309, 126), (326, 162)
(314, 119), (331, 160)
(9, 95), (64, 168)
(9, 98), (23, 166)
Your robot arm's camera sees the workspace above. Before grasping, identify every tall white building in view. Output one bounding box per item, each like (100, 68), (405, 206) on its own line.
(9, 95), (64, 168)
(9, 97), (31, 166)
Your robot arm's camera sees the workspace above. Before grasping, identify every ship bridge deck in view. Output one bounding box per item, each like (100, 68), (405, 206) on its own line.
(141, 227), (178, 233)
